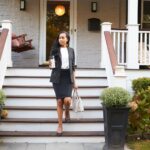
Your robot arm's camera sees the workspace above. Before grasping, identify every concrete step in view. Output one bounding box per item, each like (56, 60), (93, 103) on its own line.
(0, 131), (104, 137)
(4, 77), (108, 87)
(5, 97), (102, 107)
(1, 68), (107, 143)
(6, 110), (103, 119)
(6, 68), (106, 77)
(4, 106), (102, 110)
(3, 87), (105, 97)
(1, 118), (104, 123)
(0, 122), (104, 132)
(0, 136), (105, 143)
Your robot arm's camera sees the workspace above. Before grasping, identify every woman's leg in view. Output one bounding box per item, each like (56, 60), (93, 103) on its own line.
(57, 99), (63, 134)
(64, 97), (72, 121)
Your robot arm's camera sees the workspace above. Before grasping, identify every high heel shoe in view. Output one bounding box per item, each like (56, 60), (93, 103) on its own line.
(56, 126), (63, 136)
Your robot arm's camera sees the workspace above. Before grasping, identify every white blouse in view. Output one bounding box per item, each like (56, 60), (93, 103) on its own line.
(60, 47), (69, 69)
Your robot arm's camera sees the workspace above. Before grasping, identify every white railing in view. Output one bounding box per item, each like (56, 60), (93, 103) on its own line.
(101, 23), (127, 89)
(138, 31), (150, 65)
(0, 20), (12, 89)
(111, 29), (128, 65)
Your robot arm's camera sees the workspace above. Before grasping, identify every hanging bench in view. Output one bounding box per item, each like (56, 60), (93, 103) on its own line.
(12, 33), (34, 53)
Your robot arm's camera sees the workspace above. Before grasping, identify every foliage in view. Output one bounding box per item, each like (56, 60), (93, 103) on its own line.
(128, 78), (150, 137)
(100, 87), (131, 107)
(0, 89), (6, 110)
(127, 140), (150, 150)
(1, 109), (8, 119)
(132, 77), (150, 93)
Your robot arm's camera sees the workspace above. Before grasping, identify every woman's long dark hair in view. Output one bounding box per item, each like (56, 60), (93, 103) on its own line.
(52, 31), (70, 49)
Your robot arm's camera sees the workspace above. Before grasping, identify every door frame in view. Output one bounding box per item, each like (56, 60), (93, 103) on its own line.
(39, 0), (77, 65)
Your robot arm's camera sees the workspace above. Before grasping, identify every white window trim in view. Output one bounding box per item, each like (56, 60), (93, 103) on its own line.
(39, 0), (77, 65)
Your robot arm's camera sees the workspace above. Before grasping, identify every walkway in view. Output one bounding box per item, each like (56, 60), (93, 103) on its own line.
(0, 143), (131, 150)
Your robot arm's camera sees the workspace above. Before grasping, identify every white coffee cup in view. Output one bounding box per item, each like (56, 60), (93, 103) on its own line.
(50, 56), (55, 68)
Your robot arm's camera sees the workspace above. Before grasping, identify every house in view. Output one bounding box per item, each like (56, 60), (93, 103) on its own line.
(0, 0), (150, 143)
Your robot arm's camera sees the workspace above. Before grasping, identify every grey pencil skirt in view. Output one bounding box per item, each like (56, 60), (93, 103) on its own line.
(53, 69), (73, 99)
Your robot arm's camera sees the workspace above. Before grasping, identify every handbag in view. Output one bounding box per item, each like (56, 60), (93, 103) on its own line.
(72, 89), (84, 112)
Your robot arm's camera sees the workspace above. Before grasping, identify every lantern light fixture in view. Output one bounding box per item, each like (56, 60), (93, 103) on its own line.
(91, 2), (97, 12)
(55, 5), (66, 16)
(20, 0), (26, 11)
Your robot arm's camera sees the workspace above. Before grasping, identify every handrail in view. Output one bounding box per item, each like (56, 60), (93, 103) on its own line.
(111, 28), (128, 31)
(0, 28), (9, 89)
(0, 29), (9, 60)
(104, 31), (118, 74)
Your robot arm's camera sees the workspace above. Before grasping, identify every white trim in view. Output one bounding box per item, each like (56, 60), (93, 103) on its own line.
(39, 0), (47, 65)
(39, 0), (77, 65)
(73, 0), (77, 65)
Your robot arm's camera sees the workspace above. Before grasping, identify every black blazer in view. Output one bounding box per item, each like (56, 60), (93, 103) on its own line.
(49, 47), (76, 83)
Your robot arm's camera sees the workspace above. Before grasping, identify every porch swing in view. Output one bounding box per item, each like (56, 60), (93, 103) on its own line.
(12, 33), (34, 53)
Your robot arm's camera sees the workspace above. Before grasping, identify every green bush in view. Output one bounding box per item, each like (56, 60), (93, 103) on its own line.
(128, 78), (150, 137)
(0, 89), (6, 110)
(100, 87), (131, 107)
(132, 77), (150, 93)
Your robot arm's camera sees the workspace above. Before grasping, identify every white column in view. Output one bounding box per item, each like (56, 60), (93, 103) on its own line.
(100, 22), (112, 68)
(126, 0), (139, 69)
(1, 20), (13, 67)
(39, 0), (47, 65)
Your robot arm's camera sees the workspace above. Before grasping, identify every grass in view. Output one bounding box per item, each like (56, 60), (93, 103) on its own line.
(127, 140), (150, 150)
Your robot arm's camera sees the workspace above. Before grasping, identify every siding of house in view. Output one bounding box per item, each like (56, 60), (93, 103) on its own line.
(0, 0), (126, 68)
(77, 0), (126, 68)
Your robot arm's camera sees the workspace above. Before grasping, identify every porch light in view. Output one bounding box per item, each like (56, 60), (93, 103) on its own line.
(20, 0), (26, 11)
(91, 2), (97, 12)
(55, 5), (65, 16)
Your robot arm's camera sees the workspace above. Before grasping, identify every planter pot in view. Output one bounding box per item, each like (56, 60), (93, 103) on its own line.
(103, 106), (130, 150)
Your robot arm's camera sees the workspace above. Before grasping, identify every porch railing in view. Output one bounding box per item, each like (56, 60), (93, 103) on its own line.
(0, 20), (12, 89)
(138, 30), (150, 65)
(111, 29), (150, 66)
(111, 29), (128, 65)
(103, 29), (126, 88)
(0, 29), (9, 89)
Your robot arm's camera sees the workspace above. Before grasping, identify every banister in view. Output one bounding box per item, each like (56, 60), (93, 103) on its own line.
(104, 31), (118, 74)
(0, 29), (9, 60)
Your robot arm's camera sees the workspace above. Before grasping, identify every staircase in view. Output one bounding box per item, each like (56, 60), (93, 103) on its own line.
(0, 68), (108, 143)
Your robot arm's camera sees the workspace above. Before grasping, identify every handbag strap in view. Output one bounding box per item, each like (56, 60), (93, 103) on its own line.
(73, 89), (79, 98)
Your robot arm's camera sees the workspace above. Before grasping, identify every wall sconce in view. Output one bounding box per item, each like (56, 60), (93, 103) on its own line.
(20, 0), (26, 11)
(91, 2), (97, 12)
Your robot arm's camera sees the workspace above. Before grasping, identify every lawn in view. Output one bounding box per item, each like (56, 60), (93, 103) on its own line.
(127, 140), (150, 150)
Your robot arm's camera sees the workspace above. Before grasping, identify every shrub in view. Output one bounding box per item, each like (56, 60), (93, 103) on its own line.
(0, 89), (6, 110)
(100, 87), (131, 107)
(132, 77), (150, 93)
(128, 78), (150, 138)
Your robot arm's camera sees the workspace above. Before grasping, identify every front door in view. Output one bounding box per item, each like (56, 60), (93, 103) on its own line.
(39, 0), (77, 64)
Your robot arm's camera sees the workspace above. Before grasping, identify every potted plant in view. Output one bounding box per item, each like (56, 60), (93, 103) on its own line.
(100, 87), (131, 150)
(0, 89), (6, 120)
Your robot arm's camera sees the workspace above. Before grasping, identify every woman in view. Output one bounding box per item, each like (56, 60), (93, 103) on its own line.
(49, 31), (77, 136)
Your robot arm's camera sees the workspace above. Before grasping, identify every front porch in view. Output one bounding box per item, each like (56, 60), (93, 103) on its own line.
(1, 0), (128, 68)
(0, 0), (150, 68)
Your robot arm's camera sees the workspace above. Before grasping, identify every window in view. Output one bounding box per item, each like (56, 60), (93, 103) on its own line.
(141, 0), (150, 29)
